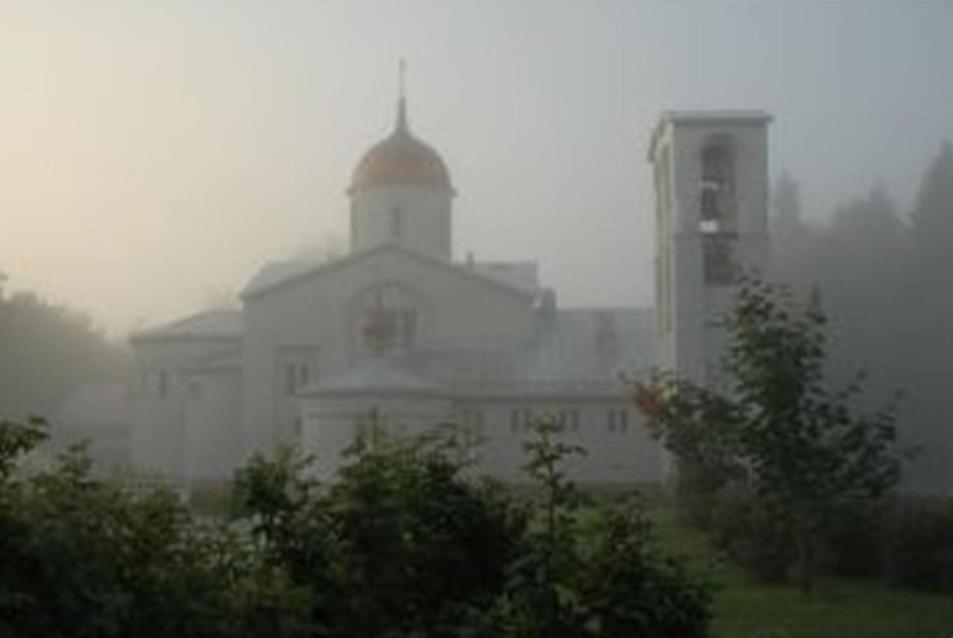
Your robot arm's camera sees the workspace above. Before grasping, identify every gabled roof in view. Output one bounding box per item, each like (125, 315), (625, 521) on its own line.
(241, 242), (536, 302)
(130, 309), (243, 344)
(466, 260), (539, 293)
(185, 348), (244, 373)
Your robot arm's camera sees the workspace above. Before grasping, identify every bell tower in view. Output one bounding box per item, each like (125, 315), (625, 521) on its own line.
(648, 111), (772, 388)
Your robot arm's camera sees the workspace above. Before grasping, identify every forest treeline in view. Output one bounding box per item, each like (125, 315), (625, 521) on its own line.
(0, 286), (129, 419)
(771, 141), (953, 492)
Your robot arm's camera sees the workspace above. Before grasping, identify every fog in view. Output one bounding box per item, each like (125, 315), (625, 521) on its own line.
(771, 143), (953, 492)
(1, 1), (951, 337)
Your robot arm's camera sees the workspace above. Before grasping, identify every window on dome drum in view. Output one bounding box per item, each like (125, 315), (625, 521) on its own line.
(157, 370), (169, 400)
(390, 206), (403, 239)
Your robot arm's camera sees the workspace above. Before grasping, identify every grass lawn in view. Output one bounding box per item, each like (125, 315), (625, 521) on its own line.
(714, 578), (953, 638)
(643, 500), (953, 638)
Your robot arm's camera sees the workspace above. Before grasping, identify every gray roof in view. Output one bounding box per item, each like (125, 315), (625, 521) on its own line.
(131, 309), (243, 343)
(466, 261), (539, 293)
(327, 307), (654, 398)
(515, 307), (654, 386)
(242, 260), (315, 299)
(185, 348), (244, 373)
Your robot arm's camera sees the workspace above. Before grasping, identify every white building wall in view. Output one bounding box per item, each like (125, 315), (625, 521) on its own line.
(474, 398), (661, 485)
(241, 248), (535, 459)
(183, 368), (242, 484)
(130, 338), (238, 484)
(351, 184), (453, 260)
(300, 392), (453, 480)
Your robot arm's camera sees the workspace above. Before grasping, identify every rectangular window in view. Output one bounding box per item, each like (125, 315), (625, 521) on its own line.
(606, 409), (630, 434)
(285, 364), (296, 395)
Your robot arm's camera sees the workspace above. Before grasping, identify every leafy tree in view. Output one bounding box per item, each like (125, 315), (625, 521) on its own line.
(0, 289), (129, 419)
(635, 273), (902, 593)
(234, 431), (522, 638)
(0, 418), (311, 638)
(910, 140), (953, 255)
(497, 418), (712, 637)
(770, 144), (953, 493)
(234, 421), (712, 638)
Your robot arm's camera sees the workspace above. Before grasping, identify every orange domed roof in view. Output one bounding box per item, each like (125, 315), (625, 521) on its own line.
(348, 99), (454, 195)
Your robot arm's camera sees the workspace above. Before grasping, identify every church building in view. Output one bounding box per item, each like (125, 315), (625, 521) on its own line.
(130, 93), (770, 492)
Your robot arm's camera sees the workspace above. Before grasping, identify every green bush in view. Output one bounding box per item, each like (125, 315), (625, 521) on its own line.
(821, 500), (886, 580)
(581, 502), (712, 636)
(2, 416), (712, 637)
(882, 496), (953, 592)
(709, 490), (795, 583)
(234, 421), (713, 638)
(0, 419), (311, 638)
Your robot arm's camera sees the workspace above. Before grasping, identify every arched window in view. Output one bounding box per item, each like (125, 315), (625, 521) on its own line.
(699, 140), (736, 232)
(352, 282), (421, 354)
(700, 138), (738, 286)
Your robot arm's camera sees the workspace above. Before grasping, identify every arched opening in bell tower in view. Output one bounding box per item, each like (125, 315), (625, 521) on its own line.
(699, 137), (738, 286)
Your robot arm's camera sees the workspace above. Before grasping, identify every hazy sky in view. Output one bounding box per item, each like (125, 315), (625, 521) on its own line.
(2, 1), (951, 337)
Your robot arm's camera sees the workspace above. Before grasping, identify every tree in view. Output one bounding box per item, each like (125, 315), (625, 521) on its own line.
(635, 273), (902, 593)
(771, 171), (803, 242)
(0, 418), (311, 638)
(0, 288), (129, 419)
(497, 418), (712, 637)
(910, 140), (953, 255)
(234, 421), (712, 638)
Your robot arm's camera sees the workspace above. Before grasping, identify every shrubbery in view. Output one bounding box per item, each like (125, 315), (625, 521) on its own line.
(701, 487), (953, 593)
(708, 488), (795, 583)
(882, 496), (953, 592)
(1, 416), (712, 637)
(0, 419), (310, 638)
(232, 420), (712, 637)
(634, 274), (903, 593)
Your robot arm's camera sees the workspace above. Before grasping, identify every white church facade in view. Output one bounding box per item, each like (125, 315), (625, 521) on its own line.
(130, 96), (770, 491)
